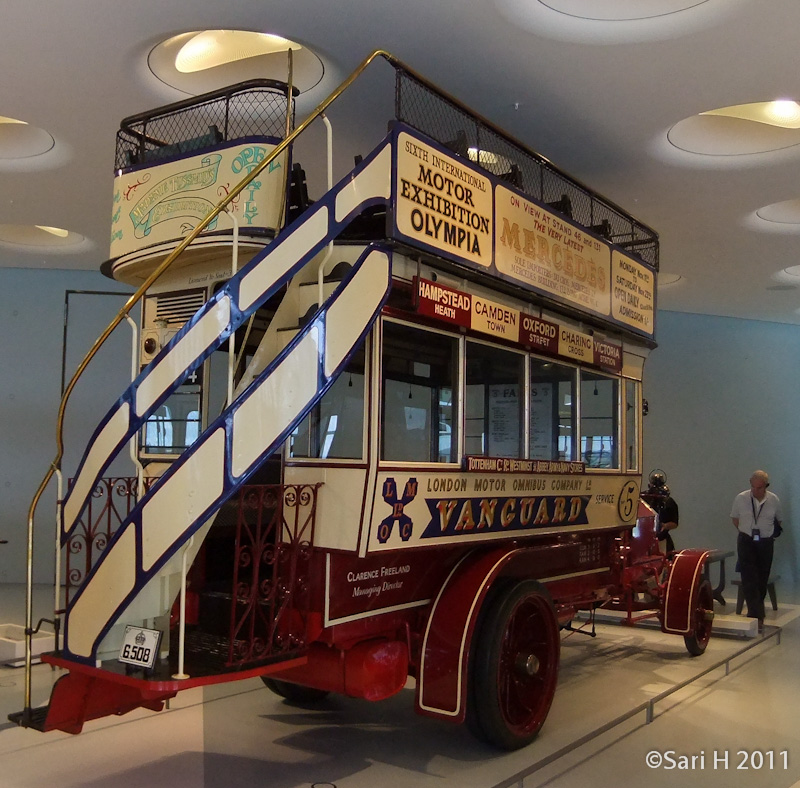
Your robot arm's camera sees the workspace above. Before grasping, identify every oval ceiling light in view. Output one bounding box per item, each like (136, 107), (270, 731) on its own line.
(494, 0), (747, 44)
(667, 100), (800, 157)
(149, 30), (325, 96)
(536, 0), (707, 22)
(0, 224), (86, 251)
(701, 100), (800, 130)
(755, 199), (800, 226)
(657, 272), (683, 286)
(768, 265), (800, 289)
(0, 115), (55, 160)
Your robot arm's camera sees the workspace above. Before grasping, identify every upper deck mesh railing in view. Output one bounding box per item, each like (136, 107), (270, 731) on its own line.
(112, 64), (657, 269)
(114, 79), (298, 170)
(393, 70), (658, 269)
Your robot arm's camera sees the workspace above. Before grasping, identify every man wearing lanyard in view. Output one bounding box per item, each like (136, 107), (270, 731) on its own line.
(730, 470), (783, 632)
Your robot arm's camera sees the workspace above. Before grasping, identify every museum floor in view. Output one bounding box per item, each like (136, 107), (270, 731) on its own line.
(0, 584), (798, 788)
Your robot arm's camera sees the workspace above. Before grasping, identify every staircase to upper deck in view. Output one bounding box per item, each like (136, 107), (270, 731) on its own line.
(57, 138), (394, 672)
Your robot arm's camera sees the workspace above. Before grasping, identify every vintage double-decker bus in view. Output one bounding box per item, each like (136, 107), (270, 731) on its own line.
(12, 51), (712, 751)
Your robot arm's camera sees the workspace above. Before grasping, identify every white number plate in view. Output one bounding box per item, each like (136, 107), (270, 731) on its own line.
(118, 625), (162, 669)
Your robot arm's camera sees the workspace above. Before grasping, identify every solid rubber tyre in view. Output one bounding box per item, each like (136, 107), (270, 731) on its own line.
(261, 677), (330, 703)
(468, 580), (560, 750)
(684, 578), (714, 656)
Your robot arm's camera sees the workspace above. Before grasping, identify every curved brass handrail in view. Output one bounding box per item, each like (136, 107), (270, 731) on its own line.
(21, 46), (399, 719)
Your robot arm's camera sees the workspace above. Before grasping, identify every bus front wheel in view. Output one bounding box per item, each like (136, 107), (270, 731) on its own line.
(684, 578), (714, 656)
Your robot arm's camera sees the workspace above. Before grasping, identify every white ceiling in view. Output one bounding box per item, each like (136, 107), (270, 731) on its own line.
(2, 0), (800, 325)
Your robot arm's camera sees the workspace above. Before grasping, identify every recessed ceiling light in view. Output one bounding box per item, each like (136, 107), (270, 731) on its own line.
(175, 31), (297, 74)
(494, 0), (746, 44)
(0, 224), (85, 250)
(534, 0), (708, 22)
(755, 199), (800, 225)
(35, 225), (70, 238)
(701, 100), (800, 130)
(667, 101), (800, 158)
(149, 30), (325, 96)
(658, 272), (683, 286)
(0, 115), (55, 160)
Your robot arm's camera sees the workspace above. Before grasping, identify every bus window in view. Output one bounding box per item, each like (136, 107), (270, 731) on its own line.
(289, 342), (366, 459)
(381, 322), (458, 463)
(206, 348), (230, 424)
(579, 371), (619, 468)
(465, 341), (524, 458)
(141, 384), (201, 456)
(530, 359), (576, 461)
(625, 378), (639, 472)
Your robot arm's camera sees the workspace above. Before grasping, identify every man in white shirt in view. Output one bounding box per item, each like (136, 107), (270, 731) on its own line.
(730, 470), (782, 632)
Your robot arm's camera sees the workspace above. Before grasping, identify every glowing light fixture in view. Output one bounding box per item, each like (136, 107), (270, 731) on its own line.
(0, 223), (86, 250)
(175, 30), (299, 73)
(701, 100), (800, 129)
(467, 146), (512, 174)
(0, 116), (27, 125)
(468, 147), (498, 166)
(149, 30), (324, 96)
(35, 225), (69, 238)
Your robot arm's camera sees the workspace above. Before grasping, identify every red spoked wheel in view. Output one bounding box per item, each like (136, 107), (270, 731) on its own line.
(684, 578), (714, 656)
(468, 580), (560, 750)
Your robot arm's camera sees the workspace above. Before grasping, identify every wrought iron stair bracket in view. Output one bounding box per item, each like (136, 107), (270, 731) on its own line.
(58, 138), (394, 550)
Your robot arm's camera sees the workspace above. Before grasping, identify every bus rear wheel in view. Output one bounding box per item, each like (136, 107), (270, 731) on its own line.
(684, 578), (714, 656)
(468, 580), (560, 750)
(261, 677), (330, 704)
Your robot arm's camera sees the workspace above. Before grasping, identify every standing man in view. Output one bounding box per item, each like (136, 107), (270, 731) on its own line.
(730, 470), (782, 632)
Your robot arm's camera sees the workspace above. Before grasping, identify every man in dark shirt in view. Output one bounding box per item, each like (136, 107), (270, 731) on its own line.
(642, 470), (679, 553)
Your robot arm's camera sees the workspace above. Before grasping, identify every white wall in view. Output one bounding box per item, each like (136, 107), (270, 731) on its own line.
(0, 268), (133, 584)
(643, 310), (799, 597)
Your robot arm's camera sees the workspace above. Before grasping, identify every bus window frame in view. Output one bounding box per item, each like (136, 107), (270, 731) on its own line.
(283, 334), (371, 466)
(578, 368), (621, 472)
(528, 352), (579, 465)
(464, 334), (528, 460)
(378, 316), (463, 468)
(622, 376), (641, 474)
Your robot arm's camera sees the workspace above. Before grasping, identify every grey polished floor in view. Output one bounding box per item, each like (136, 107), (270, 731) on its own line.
(0, 584), (797, 788)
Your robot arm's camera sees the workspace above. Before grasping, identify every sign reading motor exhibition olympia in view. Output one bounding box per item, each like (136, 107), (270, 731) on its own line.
(395, 131), (494, 268)
(110, 141), (287, 260)
(393, 126), (656, 339)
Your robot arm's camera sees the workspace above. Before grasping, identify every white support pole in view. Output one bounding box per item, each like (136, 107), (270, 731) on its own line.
(125, 316), (146, 497)
(53, 469), (63, 641)
(227, 209), (240, 409)
(172, 535), (194, 680)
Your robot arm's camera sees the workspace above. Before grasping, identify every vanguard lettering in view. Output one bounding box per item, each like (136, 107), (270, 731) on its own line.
(421, 494), (590, 538)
